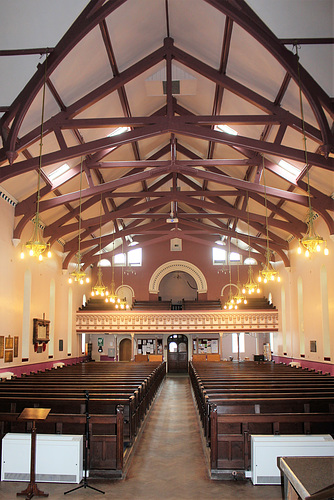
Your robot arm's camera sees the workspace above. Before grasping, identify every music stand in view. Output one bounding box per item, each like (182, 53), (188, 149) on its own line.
(17, 407), (51, 499)
(64, 391), (104, 495)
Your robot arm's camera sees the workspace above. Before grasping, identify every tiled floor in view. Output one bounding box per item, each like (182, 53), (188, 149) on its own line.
(0, 374), (283, 499)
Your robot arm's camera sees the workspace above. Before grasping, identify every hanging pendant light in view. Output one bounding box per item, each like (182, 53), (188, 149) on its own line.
(91, 267), (109, 297)
(91, 196), (109, 297)
(20, 57), (51, 262)
(233, 250), (247, 304)
(295, 45), (328, 257)
(68, 158), (89, 285)
(242, 265), (261, 295)
(105, 227), (120, 305)
(242, 193), (261, 295)
(114, 239), (130, 310)
(257, 156), (280, 284)
(223, 236), (238, 310)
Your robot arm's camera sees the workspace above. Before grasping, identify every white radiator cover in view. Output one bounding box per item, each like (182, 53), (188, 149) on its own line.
(1, 433), (83, 483)
(251, 434), (334, 485)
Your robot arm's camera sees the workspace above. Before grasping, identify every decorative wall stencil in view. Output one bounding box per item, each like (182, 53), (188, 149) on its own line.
(76, 310), (278, 333)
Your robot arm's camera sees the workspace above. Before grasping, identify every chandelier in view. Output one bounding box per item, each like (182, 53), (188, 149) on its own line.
(242, 265), (261, 295)
(68, 158), (89, 285)
(68, 259), (89, 285)
(258, 156), (280, 283)
(115, 297), (130, 310)
(20, 58), (51, 262)
(258, 249), (281, 283)
(91, 196), (109, 297)
(91, 267), (109, 297)
(295, 45), (328, 257)
(298, 208), (329, 257)
(223, 287), (238, 310)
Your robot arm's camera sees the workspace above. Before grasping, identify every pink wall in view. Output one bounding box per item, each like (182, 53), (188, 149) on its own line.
(91, 239), (258, 301)
(273, 355), (334, 376)
(0, 356), (88, 378)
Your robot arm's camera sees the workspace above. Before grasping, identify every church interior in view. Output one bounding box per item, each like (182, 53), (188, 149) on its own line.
(0, 0), (333, 498)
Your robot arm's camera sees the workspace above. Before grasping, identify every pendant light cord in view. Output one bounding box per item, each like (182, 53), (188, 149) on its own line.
(262, 155), (270, 255)
(77, 157), (84, 260)
(295, 44), (312, 212)
(36, 57), (47, 219)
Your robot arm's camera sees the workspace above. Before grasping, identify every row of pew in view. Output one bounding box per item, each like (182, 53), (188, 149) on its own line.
(189, 361), (334, 478)
(0, 361), (166, 478)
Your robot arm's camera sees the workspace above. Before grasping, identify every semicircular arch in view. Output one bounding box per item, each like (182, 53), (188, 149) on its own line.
(149, 260), (207, 295)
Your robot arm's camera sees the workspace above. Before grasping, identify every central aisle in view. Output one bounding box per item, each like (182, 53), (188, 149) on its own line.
(0, 374), (283, 498)
(113, 373), (282, 500)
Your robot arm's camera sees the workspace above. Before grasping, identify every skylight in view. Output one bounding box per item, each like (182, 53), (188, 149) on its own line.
(48, 163), (70, 182)
(278, 159), (300, 177)
(214, 124), (238, 136)
(107, 126), (131, 137)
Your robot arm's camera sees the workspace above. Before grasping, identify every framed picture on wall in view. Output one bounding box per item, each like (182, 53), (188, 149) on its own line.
(5, 351), (13, 363)
(33, 318), (50, 344)
(14, 337), (19, 357)
(5, 336), (13, 349)
(0, 337), (4, 358)
(310, 341), (317, 353)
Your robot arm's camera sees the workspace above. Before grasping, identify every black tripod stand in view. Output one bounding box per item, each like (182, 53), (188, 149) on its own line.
(64, 391), (105, 495)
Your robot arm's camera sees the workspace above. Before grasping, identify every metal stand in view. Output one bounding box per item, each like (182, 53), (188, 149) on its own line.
(64, 391), (104, 495)
(17, 407), (51, 499)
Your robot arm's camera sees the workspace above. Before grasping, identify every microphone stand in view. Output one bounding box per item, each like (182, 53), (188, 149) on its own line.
(64, 391), (105, 495)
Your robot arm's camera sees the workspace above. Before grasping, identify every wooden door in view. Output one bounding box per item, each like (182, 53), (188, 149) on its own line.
(167, 335), (188, 373)
(119, 338), (131, 361)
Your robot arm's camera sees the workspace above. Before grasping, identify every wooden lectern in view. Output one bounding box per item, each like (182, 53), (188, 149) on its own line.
(16, 408), (51, 499)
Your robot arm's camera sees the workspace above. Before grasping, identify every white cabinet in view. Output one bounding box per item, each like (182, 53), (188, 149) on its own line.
(1, 433), (83, 483)
(251, 434), (334, 485)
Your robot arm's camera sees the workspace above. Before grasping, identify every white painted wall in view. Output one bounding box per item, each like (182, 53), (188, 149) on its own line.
(0, 198), (91, 370)
(265, 218), (334, 363)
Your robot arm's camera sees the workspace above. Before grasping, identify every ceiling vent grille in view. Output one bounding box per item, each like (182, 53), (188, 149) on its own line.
(145, 64), (196, 96)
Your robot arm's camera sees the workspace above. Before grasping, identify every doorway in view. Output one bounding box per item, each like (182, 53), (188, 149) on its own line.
(167, 334), (188, 373)
(119, 338), (131, 361)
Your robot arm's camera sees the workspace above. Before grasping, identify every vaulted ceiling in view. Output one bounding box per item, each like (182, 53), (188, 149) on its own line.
(0, 0), (333, 270)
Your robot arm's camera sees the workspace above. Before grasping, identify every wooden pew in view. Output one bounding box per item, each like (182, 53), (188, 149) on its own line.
(0, 361), (166, 477)
(210, 409), (334, 477)
(189, 361), (334, 478)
